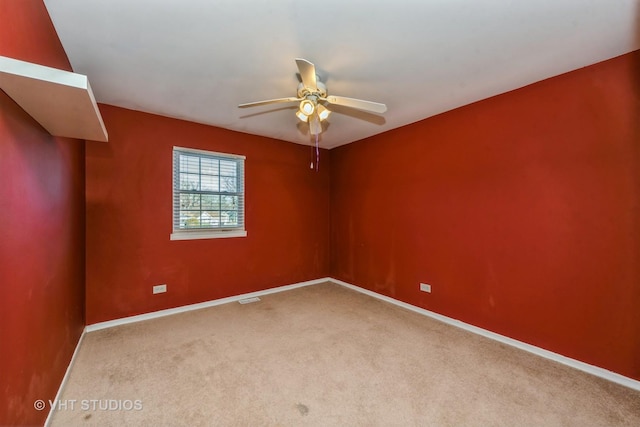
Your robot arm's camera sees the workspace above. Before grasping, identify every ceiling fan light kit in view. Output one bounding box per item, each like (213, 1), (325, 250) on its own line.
(299, 99), (315, 116)
(316, 104), (330, 121)
(295, 109), (309, 122)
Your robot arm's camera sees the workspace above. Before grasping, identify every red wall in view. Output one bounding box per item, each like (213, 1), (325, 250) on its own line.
(330, 51), (640, 380)
(85, 106), (331, 324)
(0, 1), (86, 425)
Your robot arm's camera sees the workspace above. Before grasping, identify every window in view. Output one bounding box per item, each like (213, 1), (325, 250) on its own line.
(171, 147), (246, 240)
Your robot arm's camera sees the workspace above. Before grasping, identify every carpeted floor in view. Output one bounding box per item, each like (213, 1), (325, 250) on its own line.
(49, 282), (640, 426)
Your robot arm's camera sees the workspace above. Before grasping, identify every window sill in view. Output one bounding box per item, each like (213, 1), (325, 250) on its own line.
(170, 230), (247, 241)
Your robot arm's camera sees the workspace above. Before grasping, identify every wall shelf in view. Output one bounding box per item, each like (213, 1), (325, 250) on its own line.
(0, 55), (108, 142)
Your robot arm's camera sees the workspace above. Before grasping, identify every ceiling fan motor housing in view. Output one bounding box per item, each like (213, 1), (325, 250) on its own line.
(297, 81), (327, 99)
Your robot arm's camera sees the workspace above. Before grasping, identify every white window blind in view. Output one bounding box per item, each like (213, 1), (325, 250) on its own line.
(171, 147), (246, 240)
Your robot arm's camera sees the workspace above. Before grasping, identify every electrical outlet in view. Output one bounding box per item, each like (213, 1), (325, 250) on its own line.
(153, 284), (167, 294)
(420, 283), (432, 293)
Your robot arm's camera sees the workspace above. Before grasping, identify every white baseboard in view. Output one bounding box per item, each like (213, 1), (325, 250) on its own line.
(45, 327), (86, 427)
(329, 278), (640, 392)
(85, 277), (331, 332)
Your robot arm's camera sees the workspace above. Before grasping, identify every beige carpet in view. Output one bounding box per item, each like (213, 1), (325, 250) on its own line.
(49, 282), (640, 426)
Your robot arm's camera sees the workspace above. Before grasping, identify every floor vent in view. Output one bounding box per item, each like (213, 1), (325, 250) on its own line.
(238, 297), (261, 304)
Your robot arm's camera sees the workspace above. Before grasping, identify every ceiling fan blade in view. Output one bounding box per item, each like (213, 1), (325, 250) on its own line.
(295, 58), (318, 91)
(324, 95), (387, 114)
(238, 97), (301, 108)
(309, 114), (322, 136)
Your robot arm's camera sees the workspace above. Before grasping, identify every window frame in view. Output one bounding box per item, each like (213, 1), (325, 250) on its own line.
(170, 146), (246, 241)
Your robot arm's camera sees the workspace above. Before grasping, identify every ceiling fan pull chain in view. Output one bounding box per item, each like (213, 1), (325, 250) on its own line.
(310, 143), (314, 169)
(315, 132), (320, 172)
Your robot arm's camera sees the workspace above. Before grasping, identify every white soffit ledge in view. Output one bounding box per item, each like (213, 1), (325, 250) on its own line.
(0, 55), (108, 142)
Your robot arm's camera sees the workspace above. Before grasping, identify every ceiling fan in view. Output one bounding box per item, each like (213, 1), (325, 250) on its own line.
(238, 58), (387, 136)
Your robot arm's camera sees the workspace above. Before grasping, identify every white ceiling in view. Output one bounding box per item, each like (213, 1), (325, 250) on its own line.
(44, 0), (640, 149)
